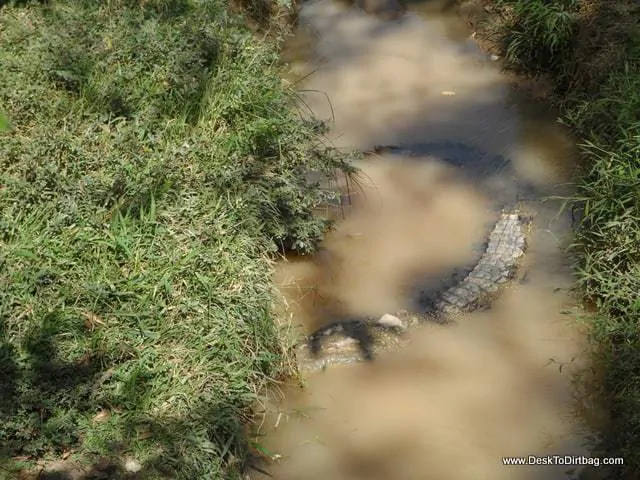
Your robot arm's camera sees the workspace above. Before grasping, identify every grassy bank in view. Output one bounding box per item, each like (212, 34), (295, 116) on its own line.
(462, 0), (640, 477)
(0, 0), (349, 478)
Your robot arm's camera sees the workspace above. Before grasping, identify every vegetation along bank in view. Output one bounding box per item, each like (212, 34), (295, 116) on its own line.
(0, 0), (350, 478)
(3, 0), (640, 477)
(458, 0), (640, 478)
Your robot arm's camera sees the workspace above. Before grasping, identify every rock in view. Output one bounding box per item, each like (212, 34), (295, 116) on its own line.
(377, 313), (405, 329)
(123, 458), (142, 473)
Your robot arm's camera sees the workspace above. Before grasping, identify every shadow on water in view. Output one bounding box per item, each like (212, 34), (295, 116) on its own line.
(285, 0), (574, 157)
(254, 0), (605, 479)
(256, 286), (597, 480)
(276, 0), (580, 324)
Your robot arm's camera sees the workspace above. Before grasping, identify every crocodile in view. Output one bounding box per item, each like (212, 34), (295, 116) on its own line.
(296, 142), (535, 373)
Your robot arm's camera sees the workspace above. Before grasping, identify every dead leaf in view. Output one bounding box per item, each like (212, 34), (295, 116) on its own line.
(93, 410), (111, 423)
(83, 311), (105, 330)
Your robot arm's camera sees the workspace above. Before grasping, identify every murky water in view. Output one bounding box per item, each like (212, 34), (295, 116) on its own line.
(251, 1), (600, 479)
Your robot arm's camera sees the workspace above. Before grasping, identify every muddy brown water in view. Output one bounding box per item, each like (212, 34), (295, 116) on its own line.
(250, 1), (603, 479)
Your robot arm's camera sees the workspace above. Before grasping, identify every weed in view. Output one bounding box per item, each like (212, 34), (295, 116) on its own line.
(496, 0), (580, 87)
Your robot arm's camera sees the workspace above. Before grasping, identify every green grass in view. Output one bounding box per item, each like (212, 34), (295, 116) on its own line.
(479, 1), (640, 477)
(0, 0), (351, 477)
(0, 111), (9, 132)
(496, 0), (579, 84)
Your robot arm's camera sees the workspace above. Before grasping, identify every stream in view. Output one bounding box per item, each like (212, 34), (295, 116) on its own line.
(250, 1), (603, 479)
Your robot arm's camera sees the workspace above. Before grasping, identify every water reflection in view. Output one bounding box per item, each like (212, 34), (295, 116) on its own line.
(258, 285), (589, 480)
(256, 0), (594, 478)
